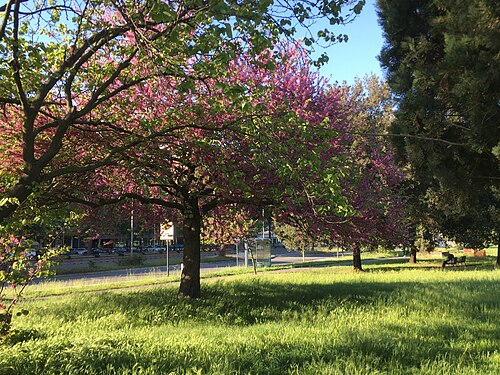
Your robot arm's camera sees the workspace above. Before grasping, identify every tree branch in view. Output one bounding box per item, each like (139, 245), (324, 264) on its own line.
(0, 0), (15, 41)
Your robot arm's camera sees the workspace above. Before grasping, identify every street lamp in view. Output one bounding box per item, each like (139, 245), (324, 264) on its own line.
(130, 208), (134, 254)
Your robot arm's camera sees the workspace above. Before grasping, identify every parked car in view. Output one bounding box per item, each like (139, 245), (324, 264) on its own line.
(72, 248), (87, 255)
(202, 244), (218, 252)
(170, 244), (184, 252)
(91, 248), (107, 256)
(140, 246), (163, 253)
(114, 247), (128, 255)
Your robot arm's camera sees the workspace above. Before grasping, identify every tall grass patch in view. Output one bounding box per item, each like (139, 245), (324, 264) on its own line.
(1, 267), (499, 374)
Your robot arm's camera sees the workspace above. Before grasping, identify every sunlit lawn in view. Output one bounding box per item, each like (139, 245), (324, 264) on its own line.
(1, 261), (499, 374)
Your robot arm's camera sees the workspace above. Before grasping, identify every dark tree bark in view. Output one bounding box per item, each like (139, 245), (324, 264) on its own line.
(352, 245), (362, 272)
(409, 247), (417, 264)
(496, 235), (499, 266)
(178, 198), (201, 298)
(408, 225), (418, 264)
(0, 181), (33, 222)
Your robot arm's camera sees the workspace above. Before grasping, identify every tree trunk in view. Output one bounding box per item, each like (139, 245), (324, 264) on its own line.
(248, 244), (257, 275)
(409, 247), (417, 264)
(352, 245), (362, 272)
(178, 199), (202, 298)
(408, 225), (417, 264)
(496, 236), (499, 266)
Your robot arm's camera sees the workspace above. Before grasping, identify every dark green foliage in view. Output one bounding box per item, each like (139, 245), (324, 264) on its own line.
(377, 0), (499, 249)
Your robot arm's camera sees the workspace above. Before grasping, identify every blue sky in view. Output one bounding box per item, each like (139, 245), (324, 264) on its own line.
(312, 0), (385, 85)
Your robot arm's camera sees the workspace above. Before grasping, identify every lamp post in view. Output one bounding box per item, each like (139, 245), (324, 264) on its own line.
(244, 241), (249, 268)
(262, 208), (265, 240)
(153, 219), (157, 250)
(236, 242), (239, 267)
(130, 208), (134, 254)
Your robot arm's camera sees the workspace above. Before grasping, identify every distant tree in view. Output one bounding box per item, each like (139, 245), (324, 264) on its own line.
(377, 0), (499, 263)
(350, 74), (394, 134)
(273, 221), (316, 262)
(273, 77), (408, 272)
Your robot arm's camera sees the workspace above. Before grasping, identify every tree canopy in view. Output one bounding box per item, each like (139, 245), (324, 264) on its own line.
(0, 0), (366, 224)
(57, 43), (361, 296)
(377, 0), (499, 253)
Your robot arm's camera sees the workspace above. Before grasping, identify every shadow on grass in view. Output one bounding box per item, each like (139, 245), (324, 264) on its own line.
(362, 257), (497, 273)
(3, 327), (46, 345)
(364, 263), (497, 273)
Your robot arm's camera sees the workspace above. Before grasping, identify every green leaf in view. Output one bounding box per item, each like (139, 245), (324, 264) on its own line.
(279, 19), (292, 27)
(150, 1), (177, 23)
(225, 23), (233, 39)
(0, 197), (18, 207)
(353, 1), (365, 15)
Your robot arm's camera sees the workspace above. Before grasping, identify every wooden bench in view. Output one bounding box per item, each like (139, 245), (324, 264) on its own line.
(441, 253), (466, 267)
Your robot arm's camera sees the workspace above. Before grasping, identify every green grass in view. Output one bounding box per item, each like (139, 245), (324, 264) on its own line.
(485, 245), (498, 257)
(1, 264), (499, 374)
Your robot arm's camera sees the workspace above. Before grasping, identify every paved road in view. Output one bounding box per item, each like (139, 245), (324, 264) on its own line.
(39, 250), (353, 283)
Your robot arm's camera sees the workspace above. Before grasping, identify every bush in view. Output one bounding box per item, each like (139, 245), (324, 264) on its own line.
(0, 236), (64, 338)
